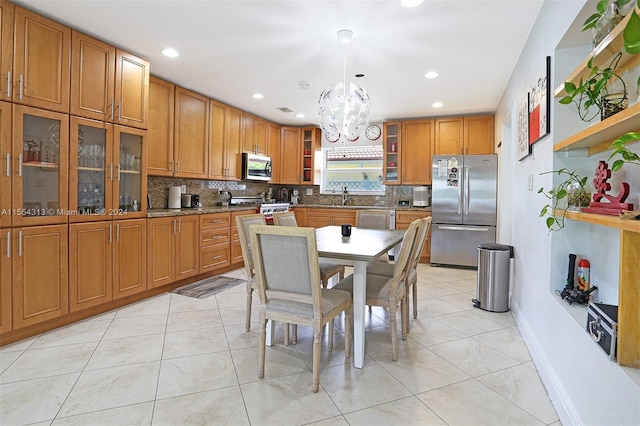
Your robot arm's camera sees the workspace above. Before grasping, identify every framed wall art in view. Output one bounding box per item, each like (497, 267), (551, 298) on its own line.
(517, 93), (531, 161)
(529, 55), (551, 146)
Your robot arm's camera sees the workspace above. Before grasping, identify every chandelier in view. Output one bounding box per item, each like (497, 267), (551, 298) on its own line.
(318, 29), (370, 142)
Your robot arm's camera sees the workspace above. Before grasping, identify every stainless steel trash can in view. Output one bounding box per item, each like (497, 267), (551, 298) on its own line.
(473, 243), (514, 312)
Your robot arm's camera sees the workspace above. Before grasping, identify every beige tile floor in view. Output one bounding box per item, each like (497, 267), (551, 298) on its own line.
(0, 264), (560, 426)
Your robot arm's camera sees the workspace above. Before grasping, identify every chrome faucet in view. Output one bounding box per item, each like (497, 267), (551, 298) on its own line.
(341, 186), (348, 206)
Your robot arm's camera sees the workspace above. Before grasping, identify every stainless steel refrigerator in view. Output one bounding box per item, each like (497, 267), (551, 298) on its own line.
(430, 154), (497, 267)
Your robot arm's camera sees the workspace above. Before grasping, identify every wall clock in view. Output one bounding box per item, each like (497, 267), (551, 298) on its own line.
(365, 124), (381, 141)
(325, 132), (340, 143)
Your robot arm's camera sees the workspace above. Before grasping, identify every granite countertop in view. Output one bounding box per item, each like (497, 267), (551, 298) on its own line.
(147, 204), (430, 218)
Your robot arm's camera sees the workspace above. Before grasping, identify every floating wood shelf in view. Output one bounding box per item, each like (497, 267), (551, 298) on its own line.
(554, 8), (640, 98)
(559, 209), (640, 233)
(553, 102), (640, 155)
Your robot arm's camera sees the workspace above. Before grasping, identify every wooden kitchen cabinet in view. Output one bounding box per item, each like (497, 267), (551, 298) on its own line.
(147, 216), (199, 288)
(292, 207), (307, 227)
(302, 127), (320, 184)
(434, 117), (464, 156)
(306, 208), (356, 228)
(464, 115), (494, 154)
(401, 119), (434, 185)
(174, 87), (209, 178)
(70, 31), (115, 122)
(0, 101), (10, 228)
(13, 6), (70, 113)
(382, 122), (401, 185)
(147, 76), (175, 176)
(396, 210), (431, 262)
(208, 101), (242, 181)
(0, 229), (11, 333)
(0, 0), (13, 102)
(112, 218), (146, 299)
(12, 105), (69, 227)
(280, 126), (301, 184)
(69, 221), (112, 312)
(114, 49), (149, 129)
(12, 224), (68, 329)
(241, 113), (268, 155)
(268, 122), (281, 183)
(231, 210), (253, 266)
(199, 212), (230, 273)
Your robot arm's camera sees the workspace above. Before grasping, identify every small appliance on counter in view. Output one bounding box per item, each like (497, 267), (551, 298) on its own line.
(181, 194), (200, 208)
(181, 194), (193, 208)
(412, 186), (431, 207)
(168, 186), (182, 209)
(291, 189), (300, 205)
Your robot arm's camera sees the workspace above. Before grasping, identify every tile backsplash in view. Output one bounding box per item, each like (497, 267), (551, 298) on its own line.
(147, 176), (420, 209)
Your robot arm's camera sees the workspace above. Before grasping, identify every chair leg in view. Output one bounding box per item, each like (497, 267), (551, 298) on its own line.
(412, 281), (418, 319)
(284, 322), (290, 346)
(345, 308), (352, 359)
(400, 298), (408, 341)
(259, 315), (267, 379)
(312, 329), (321, 393)
(328, 319), (334, 351)
(389, 305), (399, 362)
(245, 285), (253, 332)
(404, 282), (411, 334)
(291, 324), (298, 344)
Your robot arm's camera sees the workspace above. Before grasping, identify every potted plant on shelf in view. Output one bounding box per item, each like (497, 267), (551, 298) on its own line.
(609, 131), (640, 170)
(559, 52), (627, 122)
(538, 169), (590, 232)
(583, 0), (636, 46)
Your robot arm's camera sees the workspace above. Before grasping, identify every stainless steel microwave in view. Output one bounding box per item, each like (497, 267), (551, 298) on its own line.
(242, 153), (272, 181)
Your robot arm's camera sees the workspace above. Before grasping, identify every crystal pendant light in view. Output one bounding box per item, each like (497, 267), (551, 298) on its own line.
(318, 29), (370, 142)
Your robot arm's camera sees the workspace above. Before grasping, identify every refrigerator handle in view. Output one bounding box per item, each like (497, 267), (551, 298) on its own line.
(457, 179), (462, 214)
(438, 225), (490, 232)
(465, 165), (470, 214)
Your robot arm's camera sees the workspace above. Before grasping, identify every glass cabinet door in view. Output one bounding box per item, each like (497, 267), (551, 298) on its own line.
(383, 122), (400, 185)
(69, 117), (113, 222)
(113, 125), (146, 219)
(12, 105), (68, 226)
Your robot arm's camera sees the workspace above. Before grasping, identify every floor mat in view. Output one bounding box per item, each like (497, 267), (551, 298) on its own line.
(171, 275), (245, 299)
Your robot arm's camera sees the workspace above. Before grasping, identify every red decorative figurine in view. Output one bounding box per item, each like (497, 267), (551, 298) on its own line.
(582, 161), (633, 216)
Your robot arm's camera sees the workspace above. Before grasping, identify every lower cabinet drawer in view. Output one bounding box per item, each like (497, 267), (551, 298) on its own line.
(231, 241), (244, 265)
(200, 245), (230, 273)
(200, 228), (230, 247)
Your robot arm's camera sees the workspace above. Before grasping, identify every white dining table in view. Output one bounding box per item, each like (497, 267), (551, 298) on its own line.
(315, 225), (405, 368)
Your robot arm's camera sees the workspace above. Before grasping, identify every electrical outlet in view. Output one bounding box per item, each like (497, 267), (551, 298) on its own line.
(181, 184), (186, 193)
(528, 174), (534, 191)
(306, 188), (313, 195)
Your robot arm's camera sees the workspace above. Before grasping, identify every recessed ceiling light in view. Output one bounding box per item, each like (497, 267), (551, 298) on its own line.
(432, 102), (444, 108)
(161, 48), (179, 58)
(252, 93), (264, 99)
(401, 0), (424, 7)
(295, 113), (305, 118)
(424, 71), (439, 79)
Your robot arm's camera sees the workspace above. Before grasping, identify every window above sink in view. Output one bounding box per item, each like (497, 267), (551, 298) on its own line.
(320, 146), (385, 195)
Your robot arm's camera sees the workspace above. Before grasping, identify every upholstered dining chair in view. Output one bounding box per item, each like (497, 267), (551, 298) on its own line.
(235, 213), (267, 332)
(333, 218), (420, 361)
(355, 209), (391, 230)
(273, 211), (346, 289)
(366, 217), (431, 332)
(250, 224), (352, 392)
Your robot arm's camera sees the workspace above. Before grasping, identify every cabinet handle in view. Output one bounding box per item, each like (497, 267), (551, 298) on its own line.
(5, 153), (10, 176)
(117, 101), (121, 121)
(110, 101), (114, 121)
(6, 231), (10, 258)
(6, 71), (10, 98)
(178, 219), (181, 233)
(109, 224), (113, 243)
(176, 161), (180, 174)
(170, 160), (174, 175)
(109, 162), (113, 180)
(18, 154), (22, 177)
(173, 218), (176, 234)
(117, 164), (121, 181)
(18, 74), (23, 100)
(116, 224), (120, 242)
(17, 230), (22, 257)
(211, 255), (222, 260)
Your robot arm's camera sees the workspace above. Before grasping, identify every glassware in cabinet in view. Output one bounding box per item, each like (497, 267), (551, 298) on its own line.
(114, 125), (146, 218)
(12, 105), (68, 226)
(383, 122), (400, 184)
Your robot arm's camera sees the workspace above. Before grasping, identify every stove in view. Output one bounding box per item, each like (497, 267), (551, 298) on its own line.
(259, 203), (290, 215)
(230, 197), (289, 224)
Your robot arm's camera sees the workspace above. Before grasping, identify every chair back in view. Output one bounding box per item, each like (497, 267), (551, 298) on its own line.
(250, 225), (323, 318)
(386, 219), (420, 299)
(356, 209), (391, 229)
(235, 214), (267, 280)
(273, 211), (298, 227)
(409, 217), (432, 270)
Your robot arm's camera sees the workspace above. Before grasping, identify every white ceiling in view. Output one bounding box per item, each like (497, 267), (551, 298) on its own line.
(14, 0), (544, 127)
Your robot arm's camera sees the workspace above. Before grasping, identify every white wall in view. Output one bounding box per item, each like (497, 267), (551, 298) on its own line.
(495, 1), (640, 425)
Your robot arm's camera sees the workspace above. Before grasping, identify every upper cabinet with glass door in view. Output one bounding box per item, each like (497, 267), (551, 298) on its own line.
(12, 105), (68, 226)
(114, 126), (146, 219)
(382, 122), (400, 184)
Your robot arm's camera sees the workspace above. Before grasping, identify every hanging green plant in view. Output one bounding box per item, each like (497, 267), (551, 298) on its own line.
(539, 169), (590, 232)
(608, 131), (640, 170)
